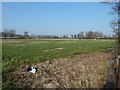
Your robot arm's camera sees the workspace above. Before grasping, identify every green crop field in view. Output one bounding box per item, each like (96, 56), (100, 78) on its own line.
(2, 39), (115, 88)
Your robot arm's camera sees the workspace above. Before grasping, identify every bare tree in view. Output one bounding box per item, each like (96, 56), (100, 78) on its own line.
(16, 34), (23, 39)
(71, 34), (74, 39)
(2, 29), (9, 39)
(109, 1), (120, 55)
(24, 32), (29, 39)
(63, 35), (68, 39)
(79, 32), (84, 39)
(85, 31), (94, 39)
(102, 1), (120, 88)
(117, 2), (120, 55)
(9, 29), (16, 39)
(77, 34), (80, 39)
(74, 34), (77, 39)
(93, 31), (103, 39)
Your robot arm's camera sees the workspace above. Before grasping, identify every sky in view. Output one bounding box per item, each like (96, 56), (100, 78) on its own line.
(1, 0), (104, 2)
(2, 2), (114, 36)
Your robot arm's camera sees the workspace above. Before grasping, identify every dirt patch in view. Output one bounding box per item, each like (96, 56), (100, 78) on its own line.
(42, 48), (65, 52)
(1, 41), (23, 43)
(42, 50), (50, 52)
(51, 48), (64, 51)
(13, 50), (113, 88)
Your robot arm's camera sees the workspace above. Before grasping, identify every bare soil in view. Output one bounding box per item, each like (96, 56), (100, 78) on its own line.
(42, 48), (65, 52)
(13, 49), (113, 88)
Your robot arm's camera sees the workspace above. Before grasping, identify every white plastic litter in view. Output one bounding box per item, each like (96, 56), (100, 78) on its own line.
(27, 67), (37, 73)
(118, 55), (120, 59)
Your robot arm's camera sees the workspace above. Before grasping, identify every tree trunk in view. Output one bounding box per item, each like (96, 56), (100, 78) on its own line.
(118, 2), (120, 88)
(118, 2), (120, 55)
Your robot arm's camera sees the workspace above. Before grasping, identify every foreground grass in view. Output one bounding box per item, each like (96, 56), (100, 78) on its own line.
(2, 39), (115, 88)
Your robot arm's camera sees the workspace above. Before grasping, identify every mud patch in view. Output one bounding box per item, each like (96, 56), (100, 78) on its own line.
(42, 48), (65, 52)
(42, 50), (50, 52)
(51, 48), (64, 51)
(13, 50), (113, 88)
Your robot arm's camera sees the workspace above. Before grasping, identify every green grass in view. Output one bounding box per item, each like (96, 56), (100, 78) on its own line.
(2, 39), (115, 88)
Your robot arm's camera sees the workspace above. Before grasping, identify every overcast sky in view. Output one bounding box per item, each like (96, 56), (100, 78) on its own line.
(2, 2), (114, 36)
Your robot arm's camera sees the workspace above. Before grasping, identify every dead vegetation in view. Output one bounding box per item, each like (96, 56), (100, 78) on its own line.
(13, 49), (113, 88)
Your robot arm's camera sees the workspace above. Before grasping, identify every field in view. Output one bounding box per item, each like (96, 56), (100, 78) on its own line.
(2, 39), (115, 88)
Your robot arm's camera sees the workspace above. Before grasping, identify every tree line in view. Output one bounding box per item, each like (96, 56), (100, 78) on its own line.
(0, 29), (29, 39)
(0, 29), (114, 39)
(71, 31), (114, 39)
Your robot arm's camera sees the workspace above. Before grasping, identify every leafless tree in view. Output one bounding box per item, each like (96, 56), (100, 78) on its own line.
(110, 1), (120, 55)
(93, 31), (103, 39)
(9, 29), (16, 39)
(24, 32), (29, 39)
(102, 0), (120, 55)
(2, 29), (9, 39)
(78, 32), (84, 39)
(74, 34), (77, 39)
(71, 34), (74, 39)
(85, 31), (94, 39)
